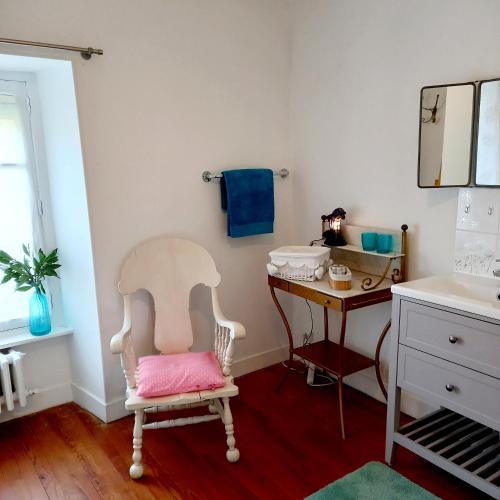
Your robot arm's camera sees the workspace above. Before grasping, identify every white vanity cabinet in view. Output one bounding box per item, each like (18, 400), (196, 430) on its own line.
(386, 294), (500, 499)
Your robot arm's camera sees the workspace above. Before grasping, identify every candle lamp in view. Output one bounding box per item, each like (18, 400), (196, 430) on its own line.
(322, 207), (347, 246)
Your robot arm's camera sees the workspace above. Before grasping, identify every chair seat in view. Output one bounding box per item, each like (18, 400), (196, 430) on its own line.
(125, 376), (238, 410)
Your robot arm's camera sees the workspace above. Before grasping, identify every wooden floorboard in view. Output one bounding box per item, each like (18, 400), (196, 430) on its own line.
(0, 364), (490, 499)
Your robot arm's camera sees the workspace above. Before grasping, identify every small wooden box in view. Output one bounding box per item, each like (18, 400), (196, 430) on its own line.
(329, 278), (352, 290)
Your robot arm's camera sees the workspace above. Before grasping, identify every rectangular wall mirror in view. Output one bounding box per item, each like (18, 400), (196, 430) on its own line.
(418, 83), (475, 188)
(476, 78), (500, 186)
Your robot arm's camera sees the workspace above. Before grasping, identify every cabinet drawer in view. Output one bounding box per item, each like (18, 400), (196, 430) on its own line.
(400, 300), (500, 378)
(397, 346), (500, 431)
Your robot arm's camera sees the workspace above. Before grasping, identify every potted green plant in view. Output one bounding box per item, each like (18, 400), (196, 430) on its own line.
(0, 245), (60, 336)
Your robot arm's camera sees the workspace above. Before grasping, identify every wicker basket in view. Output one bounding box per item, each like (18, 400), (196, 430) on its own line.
(267, 246), (331, 281)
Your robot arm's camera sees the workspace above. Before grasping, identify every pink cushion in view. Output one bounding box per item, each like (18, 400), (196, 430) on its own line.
(136, 352), (225, 398)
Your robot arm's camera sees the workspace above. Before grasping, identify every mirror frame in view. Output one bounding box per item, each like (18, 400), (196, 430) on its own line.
(417, 81), (476, 189)
(474, 77), (500, 187)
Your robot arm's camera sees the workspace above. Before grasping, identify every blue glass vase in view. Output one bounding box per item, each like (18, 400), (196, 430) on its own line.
(29, 289), (51, 336)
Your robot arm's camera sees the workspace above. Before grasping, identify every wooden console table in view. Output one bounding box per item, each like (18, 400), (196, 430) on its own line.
(269, 224), (408, 439)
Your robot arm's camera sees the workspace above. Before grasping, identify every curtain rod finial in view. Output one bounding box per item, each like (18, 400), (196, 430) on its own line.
(80, 48), (93, 60)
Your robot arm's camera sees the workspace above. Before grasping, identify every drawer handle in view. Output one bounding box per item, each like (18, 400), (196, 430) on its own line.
(448, 336), (458, 344)
(445, 384), (455, 392)
(325, 299), (331, 305)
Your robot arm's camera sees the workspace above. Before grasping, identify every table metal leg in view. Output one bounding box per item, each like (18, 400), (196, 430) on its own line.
(337, 309), (347, 439)
(375, 320), (391, 400)
(270, 285), (295, 393)
(323, 303), (345, 439)
(323, 306), (329, 341)
(338, 376), (346, 440)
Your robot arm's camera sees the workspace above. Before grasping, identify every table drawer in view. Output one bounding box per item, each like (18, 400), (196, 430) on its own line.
(397, 346), (500, 431)
(268, 276), (289, 292)
(400, 300), (500, 378)
(288, 283), (342, 311)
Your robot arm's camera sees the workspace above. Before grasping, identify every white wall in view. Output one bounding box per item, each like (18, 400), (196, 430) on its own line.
(289, 0), (500, 414)
(1, 0), (293, 418)
(0, 336), (73, 423)
(36, 62), (107, 414)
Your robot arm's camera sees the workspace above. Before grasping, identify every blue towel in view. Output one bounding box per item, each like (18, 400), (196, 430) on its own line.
(220, 168), (274, 238)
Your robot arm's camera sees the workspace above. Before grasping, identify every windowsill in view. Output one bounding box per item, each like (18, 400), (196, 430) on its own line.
(0, 326), (73, 350)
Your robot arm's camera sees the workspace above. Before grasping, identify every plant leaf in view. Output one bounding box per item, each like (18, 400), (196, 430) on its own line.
(46, 249), (58, 261)
(1, 273), (12, 284)
(22, 243), (30, 256)
(16, 285), (32, 292)
(0, 250), (13, 264)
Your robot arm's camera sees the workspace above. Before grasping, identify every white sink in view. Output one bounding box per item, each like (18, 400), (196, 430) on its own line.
(392, 273), (500, 321)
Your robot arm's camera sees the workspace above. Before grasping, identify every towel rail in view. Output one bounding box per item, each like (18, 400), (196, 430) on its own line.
(202, 168), (289, 183)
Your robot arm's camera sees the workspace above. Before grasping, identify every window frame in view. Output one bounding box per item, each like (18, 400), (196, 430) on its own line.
(0, 72), (52, 333)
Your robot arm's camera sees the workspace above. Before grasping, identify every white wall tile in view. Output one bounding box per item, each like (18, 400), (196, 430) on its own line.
(456, 188), (500, 233)
(474, 188), (500, 233)
(454, 229), (497, 276)
(456, 188), (477, 231)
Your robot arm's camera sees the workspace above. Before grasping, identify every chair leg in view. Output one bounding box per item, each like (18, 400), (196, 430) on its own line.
(130, 409), (144, 479)
(222, 397), (240, 463)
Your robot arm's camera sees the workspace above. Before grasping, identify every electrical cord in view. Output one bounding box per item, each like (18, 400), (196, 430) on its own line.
(303, 299), (335, 386)
(280, 299), (335, 386)
(308, 370), (335, 387)
(302, 300), (314, 346)
(280, 299), (314, 372)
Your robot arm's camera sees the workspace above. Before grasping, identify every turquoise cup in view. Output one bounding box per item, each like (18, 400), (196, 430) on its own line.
(376, 234), (393, 254)
(361, 232), (377, 251)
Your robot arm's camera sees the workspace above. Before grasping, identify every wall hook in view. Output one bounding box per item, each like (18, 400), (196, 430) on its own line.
(488, 206), (494, 216)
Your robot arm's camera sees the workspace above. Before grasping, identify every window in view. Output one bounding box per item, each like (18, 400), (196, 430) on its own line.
(0, 77), (45, 331)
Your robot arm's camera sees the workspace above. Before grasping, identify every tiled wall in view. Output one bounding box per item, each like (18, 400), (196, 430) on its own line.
(455, 188), (500, 276)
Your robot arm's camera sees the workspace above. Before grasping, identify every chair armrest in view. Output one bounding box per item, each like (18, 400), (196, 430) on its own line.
(109, 295), (137, 388)
(110, 324), (132, 354)
(211, 288), (246, 340)
(211, 288), (245, 376)
(215, 317), (246, 340)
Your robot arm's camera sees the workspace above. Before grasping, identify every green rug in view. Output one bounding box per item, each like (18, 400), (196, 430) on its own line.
(306, 462), (440, 500)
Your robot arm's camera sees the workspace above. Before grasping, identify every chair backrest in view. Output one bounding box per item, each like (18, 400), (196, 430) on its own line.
(118, 237), (221, 354)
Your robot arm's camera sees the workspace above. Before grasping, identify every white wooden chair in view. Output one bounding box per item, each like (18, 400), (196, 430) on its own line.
(110, 237), (246, 479)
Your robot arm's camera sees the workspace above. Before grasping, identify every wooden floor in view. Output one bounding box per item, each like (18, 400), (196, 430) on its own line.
(0, 364), (490, 500)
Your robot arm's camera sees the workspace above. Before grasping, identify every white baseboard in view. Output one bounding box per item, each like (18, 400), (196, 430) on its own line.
(232, 345), (289, 377)
(105, 395), (130, 422)
(72, 383), (107, 421)
(72, 383), (130, 423)
(0, 382), (72, 423)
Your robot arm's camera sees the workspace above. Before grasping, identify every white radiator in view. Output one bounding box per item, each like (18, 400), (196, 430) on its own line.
(0, 350), (27, 412)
